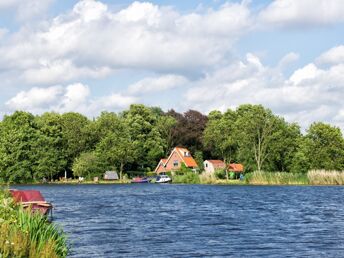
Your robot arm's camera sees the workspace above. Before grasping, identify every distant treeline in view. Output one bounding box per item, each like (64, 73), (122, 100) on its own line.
(0, 104), (343, 183)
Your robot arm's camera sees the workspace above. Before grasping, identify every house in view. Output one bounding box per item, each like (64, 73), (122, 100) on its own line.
(228, 163), (244, 173)
(104, 171), (119, 180)
(155, 147), (198, 174)
(204, 160), (226, 173)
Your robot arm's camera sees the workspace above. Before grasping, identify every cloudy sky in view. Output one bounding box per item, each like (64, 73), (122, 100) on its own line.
(0, 0), (343, 130)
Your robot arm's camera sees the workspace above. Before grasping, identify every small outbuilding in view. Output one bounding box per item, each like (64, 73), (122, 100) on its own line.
(204, 160), (226, 173)
(104, 171), (119, 180)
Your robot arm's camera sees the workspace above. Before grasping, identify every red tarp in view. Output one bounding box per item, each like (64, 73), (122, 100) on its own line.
(10, 190), (45, 202)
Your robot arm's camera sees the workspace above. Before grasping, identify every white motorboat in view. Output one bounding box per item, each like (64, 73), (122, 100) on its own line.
(156, 174), (172, 183)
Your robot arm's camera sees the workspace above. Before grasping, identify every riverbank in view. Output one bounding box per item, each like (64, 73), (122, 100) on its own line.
(2, 170), (344, 186)
(0, 189), (68, 257)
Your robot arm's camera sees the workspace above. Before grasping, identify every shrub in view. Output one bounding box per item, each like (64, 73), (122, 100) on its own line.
(0, 189), (68, 257)
(173, 172), (200, 184)
(215, 169), (226, 179)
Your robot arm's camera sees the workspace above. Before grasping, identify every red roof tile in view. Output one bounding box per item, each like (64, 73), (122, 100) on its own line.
(228, 163), (244, 172)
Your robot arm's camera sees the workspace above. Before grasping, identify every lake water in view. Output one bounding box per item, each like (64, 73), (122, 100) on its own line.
(14, 184), (344, 257)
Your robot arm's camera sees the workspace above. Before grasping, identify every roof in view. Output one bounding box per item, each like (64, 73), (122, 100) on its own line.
(228, 163), (244, 172)
(174, 147), (198, 168)
(104, 171), (119, 180)
(206, 160), (225, 165)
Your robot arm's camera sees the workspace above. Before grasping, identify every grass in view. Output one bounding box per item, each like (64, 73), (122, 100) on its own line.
(0, 189), (68, 257)
(245, 171), (309, 185)
(308, 169), (344, 185)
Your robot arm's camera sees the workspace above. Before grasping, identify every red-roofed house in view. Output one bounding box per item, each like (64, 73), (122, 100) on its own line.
(154, 147), (198, 174)
(204, 160), (226, 173)
(228, 163), (244, 173)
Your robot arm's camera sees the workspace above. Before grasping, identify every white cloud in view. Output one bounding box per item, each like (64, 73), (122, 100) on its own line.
(0, 0), (53, 21)
(289, 63), (321, 85)
(22, 59), (111, 85)
(0, 0), (252, 87)
(5, 86), (63, 111)
(5, 83), (137, 115)
(128, 74), (188, 94)
(259, 0), (344, 27)
(316, 45), (344, 65)
(184, 51), (344, 130)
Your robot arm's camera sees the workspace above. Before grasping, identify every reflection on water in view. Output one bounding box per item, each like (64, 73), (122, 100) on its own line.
(15, 184), (344, 257)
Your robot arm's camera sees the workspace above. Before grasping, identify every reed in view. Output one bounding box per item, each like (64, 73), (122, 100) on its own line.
(246, 171), (309, 185)
(0, 189), (68, 257)
(307, 169), (344, 185)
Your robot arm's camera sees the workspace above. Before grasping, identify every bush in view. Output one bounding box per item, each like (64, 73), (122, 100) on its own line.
(173, 172), (200, 184)
(215, 169), (226, 179)
(0, 189), (68, 257)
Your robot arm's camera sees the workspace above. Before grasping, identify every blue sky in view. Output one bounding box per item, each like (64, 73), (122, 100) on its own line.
(0, 0), (343, 130)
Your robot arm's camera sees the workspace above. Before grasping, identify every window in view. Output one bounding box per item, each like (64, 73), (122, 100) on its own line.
(173, 160), (178, 167)
(205, 163), (208, 168)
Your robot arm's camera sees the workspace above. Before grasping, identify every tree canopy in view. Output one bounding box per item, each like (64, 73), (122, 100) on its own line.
(0, 104), (343, 183)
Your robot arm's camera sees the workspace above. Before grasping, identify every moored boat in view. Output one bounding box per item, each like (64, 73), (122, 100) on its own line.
(156, 175), (172, 183)
(10, 189), (53, 216)
(131, 177), (150, 183)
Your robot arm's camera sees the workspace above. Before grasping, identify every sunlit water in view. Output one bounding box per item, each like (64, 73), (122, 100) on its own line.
(14, 184), (344, 257)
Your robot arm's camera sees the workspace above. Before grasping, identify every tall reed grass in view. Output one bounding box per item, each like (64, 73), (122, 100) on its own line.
(308, 169), (344, 185)
(0, 189), (68, 257)
(246, 171), (309, 185)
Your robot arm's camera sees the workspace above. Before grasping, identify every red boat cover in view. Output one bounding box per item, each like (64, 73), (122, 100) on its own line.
(10, 190), (45, 203)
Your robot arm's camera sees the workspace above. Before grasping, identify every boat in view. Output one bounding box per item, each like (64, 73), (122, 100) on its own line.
(156, 174), (172, 183)
(131, 177), (150, 183)
(10, 189), (53, 216)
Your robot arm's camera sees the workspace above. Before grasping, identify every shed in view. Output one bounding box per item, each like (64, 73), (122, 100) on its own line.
(228, 163), (244, 173)
(104, 171), (119, 180)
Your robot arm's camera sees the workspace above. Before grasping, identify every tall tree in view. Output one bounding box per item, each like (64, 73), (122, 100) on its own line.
(34, 112), (67, 181)
(167, 109), (208, 154)
(123, 104), (166, 169)
(203, 110), (237, 179)
(235, 105), (278, 172)
(0, 111), (38, 183)
(304, 122), (344, 170)
(60, 112), (91, 171)
(96, 120), (137, 180)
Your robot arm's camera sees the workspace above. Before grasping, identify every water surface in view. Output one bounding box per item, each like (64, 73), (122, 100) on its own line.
(15, 184), (344, 257)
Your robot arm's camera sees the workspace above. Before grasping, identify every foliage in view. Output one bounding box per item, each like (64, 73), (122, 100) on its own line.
(245, 171), (309, 185)
(214, 169), (226, 180)
(167, 109), (208, 154)
(193, 151), (204, 171)
(72, 152), (104, 179)
(172, 172), (200, 184)
(307, 170), (344, 185)
(0, 104), (343, 183)
(304, 122), (344, 170)
(0, 189), (68, 257)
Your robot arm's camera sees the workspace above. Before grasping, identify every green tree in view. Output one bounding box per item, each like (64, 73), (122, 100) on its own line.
(203, 109), (237, 179)
(60, 112), (92, 171)
(235, 104), (278, 172)
(96, 120), (137, 180)
(34, 112), (67, 181)
(304, 122), (344, 170)
(122, 104), (166, 169)
(72, 152), (103, 179)
(0, 111), (38, 183)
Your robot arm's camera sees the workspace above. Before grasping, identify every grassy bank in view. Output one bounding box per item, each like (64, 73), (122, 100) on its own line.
(0, 189), (68, 257)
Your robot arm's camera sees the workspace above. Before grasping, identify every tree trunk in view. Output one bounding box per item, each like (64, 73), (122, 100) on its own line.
(224, 157), (229, 181)
(120, 162), (124, 181)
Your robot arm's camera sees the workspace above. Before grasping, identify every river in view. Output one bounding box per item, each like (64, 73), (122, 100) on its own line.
(14, 184), (344, 257)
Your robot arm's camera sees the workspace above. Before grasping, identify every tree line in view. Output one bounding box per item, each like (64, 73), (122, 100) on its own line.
(0, 104), (343, 183)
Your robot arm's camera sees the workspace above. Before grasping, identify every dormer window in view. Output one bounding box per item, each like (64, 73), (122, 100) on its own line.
(184, 151), (190, 157)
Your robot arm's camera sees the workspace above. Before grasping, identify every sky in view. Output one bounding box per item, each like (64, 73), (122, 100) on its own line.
(0, 0), (343, 130)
